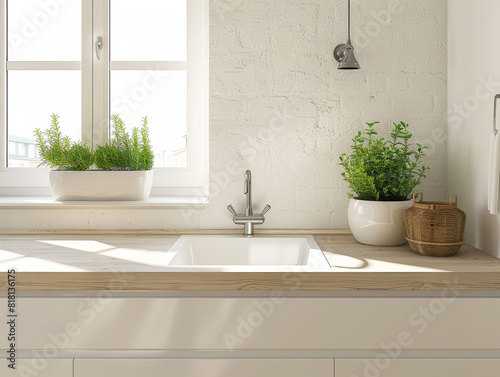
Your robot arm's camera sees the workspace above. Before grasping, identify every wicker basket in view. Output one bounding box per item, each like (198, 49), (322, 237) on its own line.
(405, 193), (466, 257)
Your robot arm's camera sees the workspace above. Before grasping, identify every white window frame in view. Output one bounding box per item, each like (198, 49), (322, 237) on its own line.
(0, 0), (208, 199)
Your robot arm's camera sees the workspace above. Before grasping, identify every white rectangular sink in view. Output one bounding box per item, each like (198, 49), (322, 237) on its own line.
(159, 235), (331, 271)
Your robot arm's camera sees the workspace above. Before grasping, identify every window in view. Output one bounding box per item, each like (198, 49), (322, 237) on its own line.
(0, 0), (208, 198)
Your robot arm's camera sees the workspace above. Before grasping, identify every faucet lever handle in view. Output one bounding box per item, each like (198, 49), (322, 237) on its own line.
(227, 204), (237, 216)
(244, 170), (251, 194)
(261, 204), (271, 216)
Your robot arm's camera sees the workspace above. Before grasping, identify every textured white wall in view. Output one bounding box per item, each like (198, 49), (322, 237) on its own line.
(0, 0), (448, 230)
(448, 0), (500, 257)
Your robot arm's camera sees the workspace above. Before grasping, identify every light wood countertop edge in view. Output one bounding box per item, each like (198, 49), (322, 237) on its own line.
(3, 271), (500, 291)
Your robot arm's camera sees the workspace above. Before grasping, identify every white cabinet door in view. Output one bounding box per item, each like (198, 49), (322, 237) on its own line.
(3, 359), (73, 377)
(74, 358), (333, 377)
(336, 359), (500, 377)
(11, 297), (500, 350)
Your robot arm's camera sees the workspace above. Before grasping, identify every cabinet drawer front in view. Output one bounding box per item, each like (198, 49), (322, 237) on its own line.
(3, 359), (73, 377)
(336, 359), (500, 377)
(5, 297), (500, 350)
(74, 358), (333, 377)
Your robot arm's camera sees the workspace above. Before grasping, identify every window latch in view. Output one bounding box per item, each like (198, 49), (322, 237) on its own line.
(95, 36), (103, 60)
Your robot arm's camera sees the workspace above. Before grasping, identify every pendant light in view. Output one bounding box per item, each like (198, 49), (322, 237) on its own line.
(334, 0), (360, 70)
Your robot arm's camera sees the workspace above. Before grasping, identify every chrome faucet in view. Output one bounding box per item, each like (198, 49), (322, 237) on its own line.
(227, 170), (271, 236)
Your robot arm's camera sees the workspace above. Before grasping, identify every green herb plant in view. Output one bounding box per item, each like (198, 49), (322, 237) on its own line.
(34, 114), (94, 171)
(339, 121), (429, 201)
(34, 113), (154, 171)
(94, 115), (154, 171)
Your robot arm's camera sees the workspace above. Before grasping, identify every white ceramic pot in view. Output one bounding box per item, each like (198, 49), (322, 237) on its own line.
(348, 198), (412, 246)
(49, 170), (153, 201)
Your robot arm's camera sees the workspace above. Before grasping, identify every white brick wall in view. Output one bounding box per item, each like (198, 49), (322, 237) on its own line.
(0, 0), (448, 230)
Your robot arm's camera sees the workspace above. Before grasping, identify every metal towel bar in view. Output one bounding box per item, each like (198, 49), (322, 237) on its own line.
(494, 94), (500, 133)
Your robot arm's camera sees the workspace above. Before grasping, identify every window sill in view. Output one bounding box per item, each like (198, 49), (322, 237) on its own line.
(0, 196), (208, 209)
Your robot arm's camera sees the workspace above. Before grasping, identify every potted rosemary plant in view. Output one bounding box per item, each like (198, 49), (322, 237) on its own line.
(35, 114), (154, 201)
(339, 121), (428, 246)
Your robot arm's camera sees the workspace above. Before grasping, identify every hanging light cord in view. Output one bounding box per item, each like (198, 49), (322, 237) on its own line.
(347, 0), (351, 42)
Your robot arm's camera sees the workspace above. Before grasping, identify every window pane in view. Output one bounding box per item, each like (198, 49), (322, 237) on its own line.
(110, 70), (187, 168)
(8, 71), (81, 168)
(7, 0), (81, 61)
(8, 142), (16, 155)
(110, 0), (187, 61)
(28, 144), (36, 159)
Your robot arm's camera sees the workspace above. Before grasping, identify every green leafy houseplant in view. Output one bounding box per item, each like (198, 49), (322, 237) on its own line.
(94, 115), (154, 170)
(339, 121), (429, 201)
(34, 113), (154, 171)
(34, 114), (94, 171)
(94, 115), (154, 171)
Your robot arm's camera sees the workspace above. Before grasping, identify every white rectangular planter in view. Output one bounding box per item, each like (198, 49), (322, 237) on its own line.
(49, 170), (153, 201)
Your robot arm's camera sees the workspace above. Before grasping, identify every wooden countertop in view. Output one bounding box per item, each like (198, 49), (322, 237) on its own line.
(0, 230), (500, 291)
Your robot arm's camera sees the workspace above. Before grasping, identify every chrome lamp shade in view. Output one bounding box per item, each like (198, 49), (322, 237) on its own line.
(333, 40), (360, 70)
